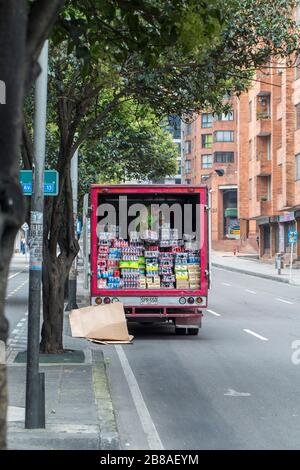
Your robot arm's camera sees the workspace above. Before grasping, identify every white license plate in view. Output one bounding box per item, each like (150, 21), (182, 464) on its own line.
(140, 297), (158, 305)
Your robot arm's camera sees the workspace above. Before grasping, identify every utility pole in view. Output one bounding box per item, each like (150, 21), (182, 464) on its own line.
(25, 41), (48, 429)
(65, 148), (79, 310)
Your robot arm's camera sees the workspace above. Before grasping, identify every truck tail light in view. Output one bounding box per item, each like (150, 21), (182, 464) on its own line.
(95, 297), (102, 305)
(179, 297), (186, 305)
(187, 297), (195, 304)
(104, 297), (111, 304)
(196, 297), (203, 304)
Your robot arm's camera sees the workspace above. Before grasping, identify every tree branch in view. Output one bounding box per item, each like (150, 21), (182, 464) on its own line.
(25, 0), (65, 89)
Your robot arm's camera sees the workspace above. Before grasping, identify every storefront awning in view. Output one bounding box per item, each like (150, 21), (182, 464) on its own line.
(224, 208), (237, 218)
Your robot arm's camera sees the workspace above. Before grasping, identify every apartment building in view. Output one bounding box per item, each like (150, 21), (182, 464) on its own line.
(182, 101), (239, 246)
(237, 61), (300, 260)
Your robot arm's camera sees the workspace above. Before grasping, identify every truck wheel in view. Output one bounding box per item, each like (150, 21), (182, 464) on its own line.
(187, 328), (199, 336)
(175, 327), (186, 335)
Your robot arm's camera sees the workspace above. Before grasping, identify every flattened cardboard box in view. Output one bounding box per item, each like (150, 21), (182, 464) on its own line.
(69, 302), (133, 344)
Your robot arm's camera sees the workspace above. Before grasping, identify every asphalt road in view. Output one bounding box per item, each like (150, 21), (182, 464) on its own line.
(5, 257), (300, 449)
(104, 267), (300, 450)
(5, 255), (29, 335)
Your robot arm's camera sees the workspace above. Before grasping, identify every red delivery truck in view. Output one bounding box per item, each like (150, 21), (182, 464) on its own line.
(90, 184), (211, 335)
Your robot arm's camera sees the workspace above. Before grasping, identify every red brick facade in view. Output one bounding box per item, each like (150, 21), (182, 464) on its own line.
(238, 60), (300, 260)
(182, 101), (239, 249)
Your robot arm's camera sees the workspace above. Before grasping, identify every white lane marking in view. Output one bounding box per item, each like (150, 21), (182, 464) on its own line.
(224, 388), (251, 397)
(6, 279), (28, 300)
(276, 298), (294, 305)
(115, 345), (164, 450)
(245, 289), (256, 294)
(243, 329), (269, 341)
(222, 282), (231, 286)
(207, 309), (221, 317)
(8, 270), (24, 280)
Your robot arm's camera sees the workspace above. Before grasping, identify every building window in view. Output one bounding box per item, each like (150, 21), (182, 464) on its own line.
(249, 139), (252, 161)
(214, 130), (234, 142)
(215, 111), (234, 121)
(177, 161), (182, 175)
(296, 154), (300, 180)
(186, 122), (192, 134)
(267, 176), (271, 201)
(185, 160), (191, 173)
(201, 134), (213, 149)
(249, 101), (252, 122)
(186, 178), (191, 184)
(249, 179), (252, 200)
(295, 56), (300, 81)
(185, 140), (192, 154)
(267, 136), (271, 160)
(201, 154), (213, 169)
(214, 152), (234, 163)
(201, 113), (213, 128)
(296, 103), (300, 129)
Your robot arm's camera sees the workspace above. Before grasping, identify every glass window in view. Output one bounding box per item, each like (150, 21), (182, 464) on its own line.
(186, 122), (192, 134)
(249, 139), (252, 161)
(185, 140), (192, 154)
(296, 154), (300, 180)
(185, 160), (191, 173)
(215, 111), (234, 121)
(249, 101), (252, 122)
(201, 154), (213, 169)
(201, 134), (213, 148)
(201, 113), (213, 128)
(296, 103), (300, 129)
(295, 56), (300, 81)
(214, 130), (234, 142)
(249, 179), (252, 200)
(214, 152), (234, 163)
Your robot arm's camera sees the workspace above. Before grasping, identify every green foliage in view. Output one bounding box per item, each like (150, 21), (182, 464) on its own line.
(78, 104), (178, 200)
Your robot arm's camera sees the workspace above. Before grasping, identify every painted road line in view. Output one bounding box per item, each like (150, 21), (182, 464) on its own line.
(245, 289), (256, 294)
(243, 329), (269, 341)
(276, 298), (294, 305)
(221, 282), (231, 286)
(8, 270), (24, 280)
(115, 345), (164, 450)
(207, 309), (221, 317)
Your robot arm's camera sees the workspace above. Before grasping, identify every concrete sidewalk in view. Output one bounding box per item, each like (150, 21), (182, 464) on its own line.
(212, 251), (300, 286)
(6, 266), (119, 450)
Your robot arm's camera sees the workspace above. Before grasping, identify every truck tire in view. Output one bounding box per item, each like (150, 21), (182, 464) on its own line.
(175, 327), (186, 335)
(187, 328), (199, 336)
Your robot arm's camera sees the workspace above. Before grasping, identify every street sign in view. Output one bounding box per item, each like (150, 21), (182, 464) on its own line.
(20, 170), (59, 196)
(288, 230), (298, 245)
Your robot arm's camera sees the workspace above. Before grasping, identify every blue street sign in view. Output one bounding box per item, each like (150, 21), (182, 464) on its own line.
(20, 170), (59, 196)
(288, 230), (298, 245)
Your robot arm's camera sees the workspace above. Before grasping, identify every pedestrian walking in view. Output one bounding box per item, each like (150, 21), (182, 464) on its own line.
(20, 236), (26, 255)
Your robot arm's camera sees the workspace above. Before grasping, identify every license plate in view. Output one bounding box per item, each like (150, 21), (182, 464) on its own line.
(140, 297), (158, 305)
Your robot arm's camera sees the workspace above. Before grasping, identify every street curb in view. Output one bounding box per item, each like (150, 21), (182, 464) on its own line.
(212, 262), (293, 284)
(92, 350), (120, 450)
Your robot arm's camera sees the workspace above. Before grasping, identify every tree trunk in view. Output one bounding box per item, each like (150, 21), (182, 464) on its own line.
(40, 168), (79, 353)
(40, 247), (68, 353)
(0, 0), (27, 449)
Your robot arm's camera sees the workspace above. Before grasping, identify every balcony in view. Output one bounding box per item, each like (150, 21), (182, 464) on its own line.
(256, 113), (271, 136)
(256, 157), (271, 176)
(254, 198), (272, 217)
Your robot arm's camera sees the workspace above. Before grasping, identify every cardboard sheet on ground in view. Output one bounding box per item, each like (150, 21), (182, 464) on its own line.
(69, 302), (133, 344)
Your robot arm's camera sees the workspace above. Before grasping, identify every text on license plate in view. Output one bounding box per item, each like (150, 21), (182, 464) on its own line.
(140, 297), (158, 305)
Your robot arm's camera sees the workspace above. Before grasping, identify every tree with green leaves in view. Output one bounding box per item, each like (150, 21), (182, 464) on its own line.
(21, 0), (300, 356)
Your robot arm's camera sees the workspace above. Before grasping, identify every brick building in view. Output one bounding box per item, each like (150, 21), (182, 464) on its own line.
(237, 60), (300, 260)
(182, 100), (239, 248)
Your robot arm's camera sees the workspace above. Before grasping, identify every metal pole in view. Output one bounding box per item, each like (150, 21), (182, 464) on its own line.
(25, 41), (48, 429)
(65, 149), (78, 310)
(289, 242), (294, 283)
